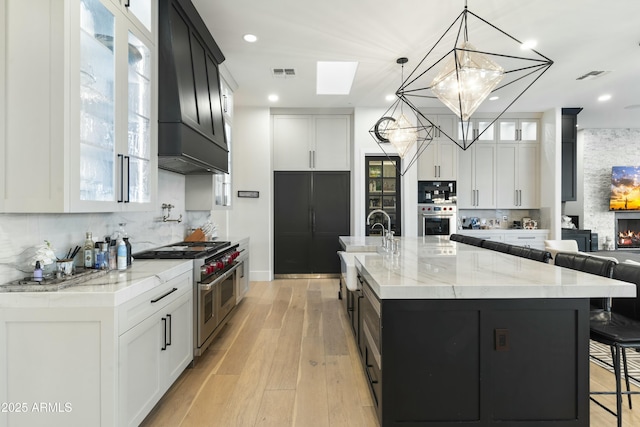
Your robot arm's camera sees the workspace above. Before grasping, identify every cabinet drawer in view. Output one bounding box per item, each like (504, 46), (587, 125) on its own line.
(118, 272), (192, 335)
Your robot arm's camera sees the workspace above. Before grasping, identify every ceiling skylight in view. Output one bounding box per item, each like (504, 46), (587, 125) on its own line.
(316, 61), (359, 95)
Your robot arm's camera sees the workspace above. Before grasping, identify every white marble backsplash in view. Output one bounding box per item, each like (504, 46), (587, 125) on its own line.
(0, 170), (214, 284)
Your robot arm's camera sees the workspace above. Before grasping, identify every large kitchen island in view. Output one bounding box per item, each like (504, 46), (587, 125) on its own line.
(339, 236), (635, 427)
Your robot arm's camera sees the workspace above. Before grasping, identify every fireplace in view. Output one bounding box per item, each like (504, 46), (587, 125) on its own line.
(615, 212), (640, 249)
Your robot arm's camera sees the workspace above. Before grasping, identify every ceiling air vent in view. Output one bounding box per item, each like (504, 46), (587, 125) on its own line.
(576, 70), (611, 81)
(272, 68), (296, 78)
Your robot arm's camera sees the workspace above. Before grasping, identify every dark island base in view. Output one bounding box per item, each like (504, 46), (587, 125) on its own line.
(342, 285), (591, 427)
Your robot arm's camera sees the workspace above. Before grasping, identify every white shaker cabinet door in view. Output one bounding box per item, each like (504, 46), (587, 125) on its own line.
(272, 114), (350, 171)
(458, 143), (496, 209)
(314, 115), (350, 170)
(273, 115), (314, 170)
(496, 142), (539, 208)
(118, 312), (164, 427)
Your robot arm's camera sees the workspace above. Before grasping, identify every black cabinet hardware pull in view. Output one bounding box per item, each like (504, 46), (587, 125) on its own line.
(125, 0), (130, 7)
(125, 155), (130, 203)
(161, 317), (167, 350)
(150, 287), (178, 303)
(166, 314), (172, 346)
(118, 154), (124, 203)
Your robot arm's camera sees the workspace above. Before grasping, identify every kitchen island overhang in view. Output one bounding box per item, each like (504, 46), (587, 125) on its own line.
(340, 236), (635, 426)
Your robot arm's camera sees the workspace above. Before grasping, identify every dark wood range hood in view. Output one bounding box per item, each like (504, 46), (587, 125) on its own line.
(158, 0), (228, 174)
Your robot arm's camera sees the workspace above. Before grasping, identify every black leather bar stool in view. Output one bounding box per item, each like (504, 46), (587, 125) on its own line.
(481, 240), (512, 253)
(507, 246), (552, 263)
(459, 235), (484, 247)
(589, 263), (640, 427)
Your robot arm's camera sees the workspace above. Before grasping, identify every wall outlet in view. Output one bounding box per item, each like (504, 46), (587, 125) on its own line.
(502, 215), (508, 221)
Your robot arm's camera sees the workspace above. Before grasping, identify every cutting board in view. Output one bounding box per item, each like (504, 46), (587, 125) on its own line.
(184, 228), (206, 242)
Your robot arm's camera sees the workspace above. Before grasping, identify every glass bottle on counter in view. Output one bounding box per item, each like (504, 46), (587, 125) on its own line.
(117, 235), (127, 270)
(119, 223), (132, 266)
(84, 232), (95, 268)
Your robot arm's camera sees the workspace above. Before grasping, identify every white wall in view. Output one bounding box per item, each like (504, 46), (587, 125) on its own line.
(540, 108), (561, 238)
(225, 106), (272, 281)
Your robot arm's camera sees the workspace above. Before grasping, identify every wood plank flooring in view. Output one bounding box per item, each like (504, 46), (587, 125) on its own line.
(140, 278), (640, 427)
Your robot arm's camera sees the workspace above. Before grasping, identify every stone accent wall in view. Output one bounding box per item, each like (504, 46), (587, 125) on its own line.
(582, 129), (640, 245)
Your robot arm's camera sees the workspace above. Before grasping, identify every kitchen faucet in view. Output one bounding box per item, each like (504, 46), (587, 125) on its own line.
(367, 209), (391, 249)
(370, 222), (386, 247)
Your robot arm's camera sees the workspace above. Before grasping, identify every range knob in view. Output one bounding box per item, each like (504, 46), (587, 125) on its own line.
(216, 261), (224, 270)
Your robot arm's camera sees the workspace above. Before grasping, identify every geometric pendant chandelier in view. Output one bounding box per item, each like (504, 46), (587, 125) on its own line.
(369, 58), (435, 177)
(396, 2), (553, 150)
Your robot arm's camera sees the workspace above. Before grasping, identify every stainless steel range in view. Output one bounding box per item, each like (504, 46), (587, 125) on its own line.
(134, 241), (242, 356)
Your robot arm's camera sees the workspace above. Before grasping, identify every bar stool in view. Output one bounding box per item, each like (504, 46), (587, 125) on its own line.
(589, 263), (640, 427)
(480, 240), (512, 253)
(507, 246), (552, 263)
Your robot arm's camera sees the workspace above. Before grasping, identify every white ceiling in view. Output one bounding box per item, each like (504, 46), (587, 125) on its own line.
(192, 0), (640, 128)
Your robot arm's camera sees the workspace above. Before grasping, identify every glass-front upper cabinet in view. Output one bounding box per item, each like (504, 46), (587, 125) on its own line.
(79, 0), (117, 202)
(124, 0), (152, 35)
(497, 119), (539, 143)
(1, 0), (155, 213)
(76, 0), (156, 211)
(106, 0), (153, 40)
(127, 31), (152, 204)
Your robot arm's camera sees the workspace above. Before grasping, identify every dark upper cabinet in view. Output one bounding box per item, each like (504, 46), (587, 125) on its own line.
(561, 108), (582, 202)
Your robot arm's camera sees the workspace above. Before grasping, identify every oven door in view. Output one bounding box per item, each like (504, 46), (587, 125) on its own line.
(217, 266), (237, 324)
(420, 213), (455, 236)
(198, 282), (217, 348)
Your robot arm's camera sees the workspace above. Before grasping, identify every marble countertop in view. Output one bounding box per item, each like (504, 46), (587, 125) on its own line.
(340, 236), (636, 300)
(456, 229), (549, 234)
(0, 259), (193, 308)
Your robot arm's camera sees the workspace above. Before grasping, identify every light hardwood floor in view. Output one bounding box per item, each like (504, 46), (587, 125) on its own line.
(141, 278), (640, 427)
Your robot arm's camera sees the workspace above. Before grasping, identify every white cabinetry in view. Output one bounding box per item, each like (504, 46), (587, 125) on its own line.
(457, 142), (496, 208)
(2, 0), (157, 213)
(417, 114), (458, 180)
(273, 115), (350, 170)
(458, 118), (497, 143)
(458, 230), (549, 250)
(498, 118), (539, 143)
(118, 278), (192, 427)
(458, 117), (539, 210)
(417, 140), (458, 180)
(496, 142), (539, 208)
(0, 266), (192, 427)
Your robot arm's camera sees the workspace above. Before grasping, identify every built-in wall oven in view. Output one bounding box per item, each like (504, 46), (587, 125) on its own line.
(419, 204), (457, 236)
(134, 241), (241, 357)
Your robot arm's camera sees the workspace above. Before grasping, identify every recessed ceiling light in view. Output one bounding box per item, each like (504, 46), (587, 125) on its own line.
(243, 34), (258, 43)
(385, 94), (396, 102)
(520, 40), (537, 50)
(316, 61), (359, 95)
(268, 94), (279, 102)
(598, 94), (612, 102)
(489, 96), (499, 101)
